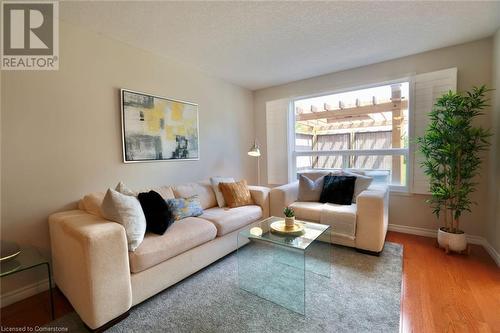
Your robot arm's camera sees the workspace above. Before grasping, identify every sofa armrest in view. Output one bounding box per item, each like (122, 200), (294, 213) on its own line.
(49, 210), (132, 329)
(269, 181), (299, 217)
(248, 185), (270, 218)
(355, 187), (389, 252)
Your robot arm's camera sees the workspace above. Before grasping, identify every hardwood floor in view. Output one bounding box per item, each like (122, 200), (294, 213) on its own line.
(0, 287), (73, 328)
(1, 231), (499, 332)
(386, 232), (500, 333)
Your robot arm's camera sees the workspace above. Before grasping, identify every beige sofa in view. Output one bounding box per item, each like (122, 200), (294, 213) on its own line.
(270, 171), (388, 254)
(49, 182), (270, 330)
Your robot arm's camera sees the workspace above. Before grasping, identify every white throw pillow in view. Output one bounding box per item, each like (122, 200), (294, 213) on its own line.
(298, 174), (328, 202)
(342, 171), (373, 203)
(116, 181), (137, 196)
(101, 189), (146, 252)
(210, 177), (235, 207)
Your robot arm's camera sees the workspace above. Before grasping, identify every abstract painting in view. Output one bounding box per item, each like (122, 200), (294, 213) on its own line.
(121, 89), (199, 162)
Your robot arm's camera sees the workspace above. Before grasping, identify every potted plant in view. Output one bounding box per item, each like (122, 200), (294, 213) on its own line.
(283, 207), (295, 228)
(417, 85), (491, 253)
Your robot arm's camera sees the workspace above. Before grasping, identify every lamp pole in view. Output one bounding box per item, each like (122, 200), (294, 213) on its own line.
(257, 155), (260, 186)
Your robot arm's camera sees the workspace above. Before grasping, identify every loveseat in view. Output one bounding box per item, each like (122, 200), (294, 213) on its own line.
(270, 171), (389, 254)
(49, 181), (270, 330)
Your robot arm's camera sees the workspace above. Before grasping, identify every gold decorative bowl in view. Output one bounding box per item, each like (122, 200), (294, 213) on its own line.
(270, 220), (305, 236)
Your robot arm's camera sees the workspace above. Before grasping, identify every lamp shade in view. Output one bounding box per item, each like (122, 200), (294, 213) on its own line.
(247, 142), (261, 157)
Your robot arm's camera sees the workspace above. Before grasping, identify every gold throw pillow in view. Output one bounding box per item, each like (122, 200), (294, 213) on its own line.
(218, 180), (253, 208)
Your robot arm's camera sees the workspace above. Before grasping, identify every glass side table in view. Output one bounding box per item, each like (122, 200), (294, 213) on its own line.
(0, 246), (55, 320)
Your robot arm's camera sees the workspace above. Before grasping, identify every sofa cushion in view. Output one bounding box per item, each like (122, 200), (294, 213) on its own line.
(342, 171), (373, 203)
(320, 203), (357, 239)
(80, 185), (174, 215)
(200, 205), (262, 236)
(116, 182), (137, 196)
(298, 174), (327, 202)
(290, 201), (358, 239)
(115, 182), (176, 200)
(173, 182), (217, 209)
(344, 169), (366, 176)
(149, 186), (175, 200)
(80, 192), (105, 217)
(298, 170), (341, 181)
(129, 217), (217, 273)
(289, 202), (324, 222)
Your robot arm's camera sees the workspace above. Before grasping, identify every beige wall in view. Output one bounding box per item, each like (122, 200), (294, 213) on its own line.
(254, 38), (493, 237)
(489, 29), (500, 253)
(1, 22), (254, 296)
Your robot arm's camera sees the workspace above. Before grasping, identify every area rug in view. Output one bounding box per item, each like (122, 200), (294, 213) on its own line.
(47, 242), (402, 332)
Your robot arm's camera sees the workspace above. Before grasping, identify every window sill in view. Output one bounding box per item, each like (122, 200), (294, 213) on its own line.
(389, 190), (412, 197)
(388, 185), (410, 195)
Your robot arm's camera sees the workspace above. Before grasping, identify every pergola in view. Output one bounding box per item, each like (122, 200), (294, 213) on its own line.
(295, 84), (407, 183)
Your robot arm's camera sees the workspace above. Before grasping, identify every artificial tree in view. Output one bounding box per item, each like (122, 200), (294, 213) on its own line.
(417, 85), (491, 234)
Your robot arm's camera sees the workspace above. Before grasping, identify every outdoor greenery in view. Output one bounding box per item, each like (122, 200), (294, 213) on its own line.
(416, 86), (491, 233)
(283, 207), (295, 218)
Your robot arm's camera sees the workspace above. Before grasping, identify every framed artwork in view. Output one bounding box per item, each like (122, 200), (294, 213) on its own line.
(121, 89), (199, 163)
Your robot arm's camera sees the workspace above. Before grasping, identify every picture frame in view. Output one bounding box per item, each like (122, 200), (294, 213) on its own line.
(120, 89), (200, 163)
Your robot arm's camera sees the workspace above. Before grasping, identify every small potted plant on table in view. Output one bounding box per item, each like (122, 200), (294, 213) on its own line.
(417, 85), (491, 254)
(283, 207), (295, 228)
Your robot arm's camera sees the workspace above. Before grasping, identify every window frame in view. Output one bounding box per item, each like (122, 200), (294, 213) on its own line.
(289, 77), (415, 192)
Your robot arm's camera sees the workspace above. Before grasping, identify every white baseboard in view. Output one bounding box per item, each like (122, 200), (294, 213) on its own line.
(388, 224), (500, 266)
(482, 241), (500, 267)
(0, 278), (50, 308)
(388, 224), (437, 238)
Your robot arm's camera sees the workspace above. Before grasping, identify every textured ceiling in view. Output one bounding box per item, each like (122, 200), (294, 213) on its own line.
(60, 1), (500, 90)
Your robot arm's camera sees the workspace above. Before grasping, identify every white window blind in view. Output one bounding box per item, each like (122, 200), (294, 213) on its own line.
(266, 99), (290, 185)
(411, 67), (457, 194)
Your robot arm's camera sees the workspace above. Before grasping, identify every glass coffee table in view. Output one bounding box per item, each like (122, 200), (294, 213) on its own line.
(237, 216), (332, 315)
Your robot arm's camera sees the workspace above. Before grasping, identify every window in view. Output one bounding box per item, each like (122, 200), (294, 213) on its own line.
(292, 82), (410, 189)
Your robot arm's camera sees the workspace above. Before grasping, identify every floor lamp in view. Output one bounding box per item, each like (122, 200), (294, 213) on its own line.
(247, 141), (261, 185)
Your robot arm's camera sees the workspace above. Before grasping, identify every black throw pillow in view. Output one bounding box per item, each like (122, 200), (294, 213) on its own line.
(319, 175), (356, 205)
(137, 191), (175, 235)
